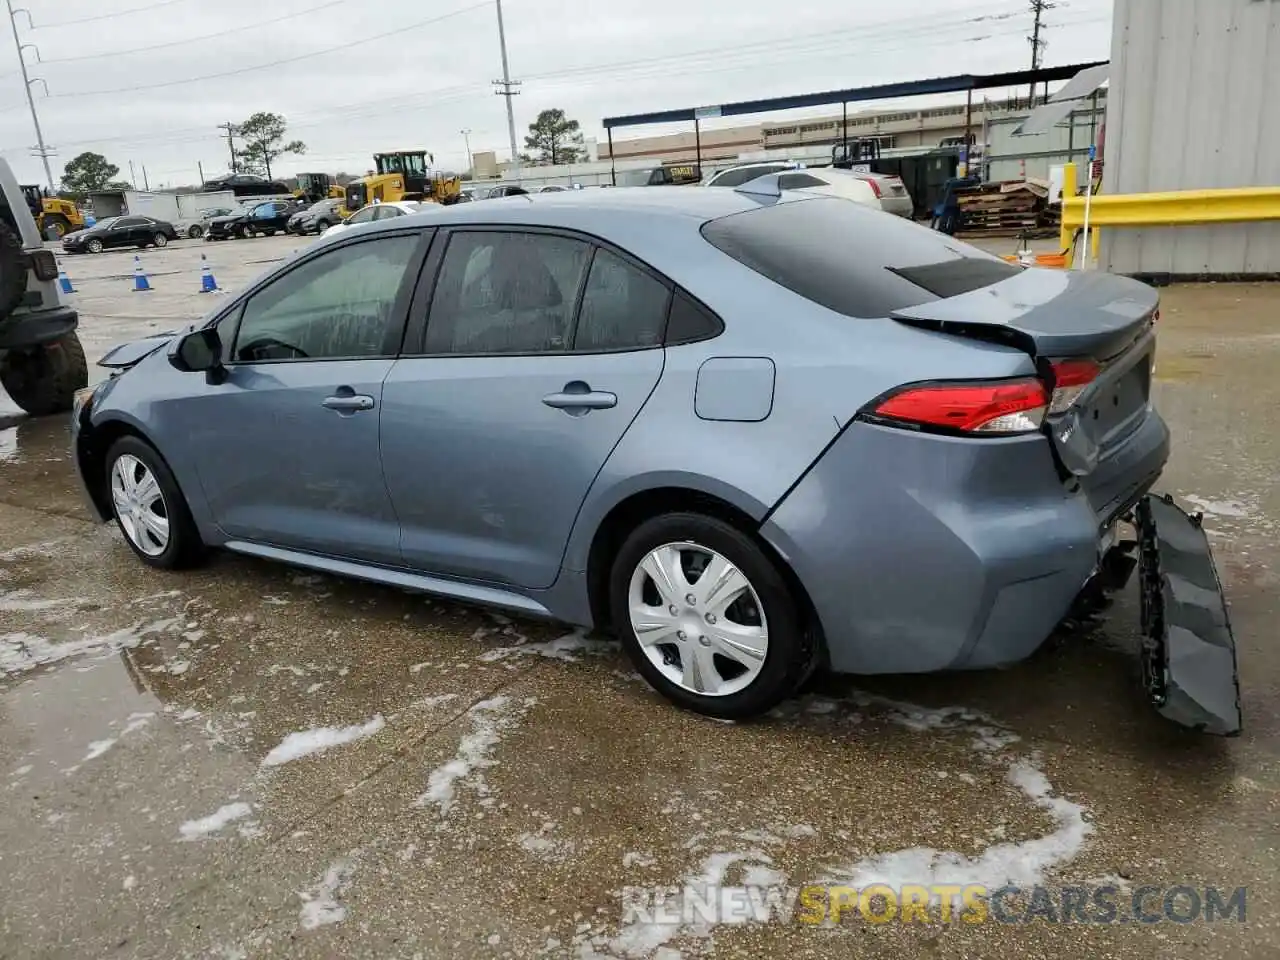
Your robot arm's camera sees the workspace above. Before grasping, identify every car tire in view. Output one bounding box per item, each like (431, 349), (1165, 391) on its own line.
(262, 229), (276, 237)
(0, 221), (29, 317)
(235, 225), (250, 240)
(0, 331), (88, 416)
(86, 238), (103, 254)
(187, 224), (204, 239)
(608, 512), (813, 720)
(152, 233), (168, 248)
(104, 435), (205, 570)
(314, 219), (331, 232)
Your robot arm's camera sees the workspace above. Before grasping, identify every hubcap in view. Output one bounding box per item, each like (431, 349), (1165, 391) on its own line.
(628, 542), (768, 697)
(109, 454), (169, 556)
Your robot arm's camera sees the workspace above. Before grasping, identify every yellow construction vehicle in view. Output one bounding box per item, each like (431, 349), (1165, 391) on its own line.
(295, 172), (346, 204)
(21, 185), (84, 239)
(343, 151), (461, 212)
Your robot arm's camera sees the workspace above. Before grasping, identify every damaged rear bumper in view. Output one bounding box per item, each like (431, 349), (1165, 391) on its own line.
(1134, 494), (1243, 736)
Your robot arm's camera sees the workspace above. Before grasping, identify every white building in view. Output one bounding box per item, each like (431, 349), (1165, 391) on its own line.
(1103, 0), (1280, 277)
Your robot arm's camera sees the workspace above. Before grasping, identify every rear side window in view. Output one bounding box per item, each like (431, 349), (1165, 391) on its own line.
(572, 249), (670, 352)
(665, 292), (723, 345)
(700, 197), (1021, 318)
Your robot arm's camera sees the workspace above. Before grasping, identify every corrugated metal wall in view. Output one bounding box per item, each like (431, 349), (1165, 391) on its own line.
(1104, 0), (1280, 276)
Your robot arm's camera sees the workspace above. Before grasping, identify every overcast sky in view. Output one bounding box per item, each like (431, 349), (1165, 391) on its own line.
(0, 0), (1113, 188)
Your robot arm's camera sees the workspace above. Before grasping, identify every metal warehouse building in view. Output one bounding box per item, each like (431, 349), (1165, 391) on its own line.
(1104, 0), (1280, 276)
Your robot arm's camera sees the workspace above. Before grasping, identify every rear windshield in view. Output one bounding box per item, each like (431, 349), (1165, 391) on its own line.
(700, 197), (1021, 318)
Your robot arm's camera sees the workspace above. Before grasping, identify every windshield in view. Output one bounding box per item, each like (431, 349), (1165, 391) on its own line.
(91, 217), (119, 229)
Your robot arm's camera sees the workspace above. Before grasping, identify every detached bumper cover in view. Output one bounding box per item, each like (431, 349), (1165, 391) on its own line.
(1137, 494), (1242, 736)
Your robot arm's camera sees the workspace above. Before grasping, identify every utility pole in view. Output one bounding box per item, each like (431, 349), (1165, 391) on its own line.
(141, 165), (149, 191)
(6, 0), (54, 190)
(217, 122), (239, 173)
(1027, 0), (1056, 104)
(197, 159), (205, 184)
(129, 160), (137, 189)
(460, 128), (473, 171)
(492, 0), (522, 179)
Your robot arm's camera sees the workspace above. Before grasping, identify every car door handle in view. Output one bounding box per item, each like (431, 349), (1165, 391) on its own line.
(542, 381), (617, 412)
(321, 393), (375, 412)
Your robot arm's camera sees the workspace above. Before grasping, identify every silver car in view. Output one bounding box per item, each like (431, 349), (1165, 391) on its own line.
(69, 181), (1241, 734)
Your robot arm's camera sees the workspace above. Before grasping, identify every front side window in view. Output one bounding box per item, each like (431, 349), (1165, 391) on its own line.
(231, 235), (418, 363)
(374, 205), (405, 220)
(573, 248), (670, 352)
(424, 231), (591, 355)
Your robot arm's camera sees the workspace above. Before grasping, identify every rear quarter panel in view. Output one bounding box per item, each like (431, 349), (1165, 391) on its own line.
(559, 211), (1039, 573)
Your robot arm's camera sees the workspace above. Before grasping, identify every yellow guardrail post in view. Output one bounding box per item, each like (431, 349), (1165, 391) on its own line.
(1060, 163), (1078, 268)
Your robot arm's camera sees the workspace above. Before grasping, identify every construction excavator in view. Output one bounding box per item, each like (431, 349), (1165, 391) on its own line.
(343, 151), (461, 212)
(21, 184), (84, 239)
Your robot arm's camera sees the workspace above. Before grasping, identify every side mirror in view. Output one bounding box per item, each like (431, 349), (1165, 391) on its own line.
(169, 327), (227, 384)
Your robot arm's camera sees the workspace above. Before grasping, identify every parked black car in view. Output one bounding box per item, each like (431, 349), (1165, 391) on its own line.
(200, 174), (293, 198)
(286, 197), (345, 235)
(205, 199), (303, 241)
(61, 215), (179, 255)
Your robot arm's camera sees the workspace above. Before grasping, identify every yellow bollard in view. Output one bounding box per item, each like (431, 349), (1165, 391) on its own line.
(1060, 163), (1078, 268)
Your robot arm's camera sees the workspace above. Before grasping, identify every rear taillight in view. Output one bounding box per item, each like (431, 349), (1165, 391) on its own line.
(869, 379), (1048, 435)
(1046, 358), (1101, 415)
(864, 178), (883, 198)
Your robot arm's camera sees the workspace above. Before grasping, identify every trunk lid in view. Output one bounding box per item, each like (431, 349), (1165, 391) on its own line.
(888, 266), (1157, 359)
(890, 267), (1162, 506)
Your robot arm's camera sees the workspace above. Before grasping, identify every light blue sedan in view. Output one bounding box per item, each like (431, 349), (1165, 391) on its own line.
(69, 182), (1241, 734)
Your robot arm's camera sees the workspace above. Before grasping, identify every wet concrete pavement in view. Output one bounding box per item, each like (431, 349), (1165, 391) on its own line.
(1, 242), (1278, 958)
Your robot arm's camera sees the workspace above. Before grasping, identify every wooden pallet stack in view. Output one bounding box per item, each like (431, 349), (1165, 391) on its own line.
(953, 178), (1060, 239)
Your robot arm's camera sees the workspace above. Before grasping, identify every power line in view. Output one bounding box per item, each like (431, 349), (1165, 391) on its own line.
(38, 0), (355, 64)
(32, 0), (195, 29)
(45, 1), (490, 98)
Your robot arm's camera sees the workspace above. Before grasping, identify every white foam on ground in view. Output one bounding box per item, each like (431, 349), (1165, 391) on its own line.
(260, 715), (385, 768)
(822, 758), (1092, 892)
(1183, 494), (1252, 519)
(478, 628), (618, 664)
(519, 821), (577, 863)
(178, 802), (253, 841)
(589, 694), (1091, 956)
(415, 696), (534, 815)
(0, 619), (181, 676)
(298, 855), (358, 930)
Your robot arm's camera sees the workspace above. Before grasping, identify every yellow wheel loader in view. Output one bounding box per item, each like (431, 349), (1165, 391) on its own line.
(343, 151), (461, 212)
(21, 185), (84, 240)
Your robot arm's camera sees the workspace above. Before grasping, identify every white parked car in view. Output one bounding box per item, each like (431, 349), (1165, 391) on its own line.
(772, 167), (914, 218)
(320, 201), (426, 238)
(704, 162), (913, 218)
(702, 161), (803, 188)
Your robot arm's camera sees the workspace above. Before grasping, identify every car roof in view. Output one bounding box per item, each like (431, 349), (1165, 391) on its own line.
(394, 186), (784, 229)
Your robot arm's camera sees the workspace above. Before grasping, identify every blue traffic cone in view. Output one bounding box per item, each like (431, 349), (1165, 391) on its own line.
(199, 254), (219, 293)
(57, 267), (75, 294)
(132, 256), (151, 292)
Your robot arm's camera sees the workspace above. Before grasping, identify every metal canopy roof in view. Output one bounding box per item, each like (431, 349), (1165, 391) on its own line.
(1014, 62), (1111, 136)
(602, 61), (1108, 130)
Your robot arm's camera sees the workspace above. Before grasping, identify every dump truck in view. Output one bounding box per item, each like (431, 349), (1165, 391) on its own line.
(21, 184), (84, 239)
(343, 151), (461, 211)
(0, 163), (88, 415)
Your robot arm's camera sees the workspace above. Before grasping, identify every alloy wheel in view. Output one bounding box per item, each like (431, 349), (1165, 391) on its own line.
(628, 541), (769, 697)
(110, 453), (170, 556)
